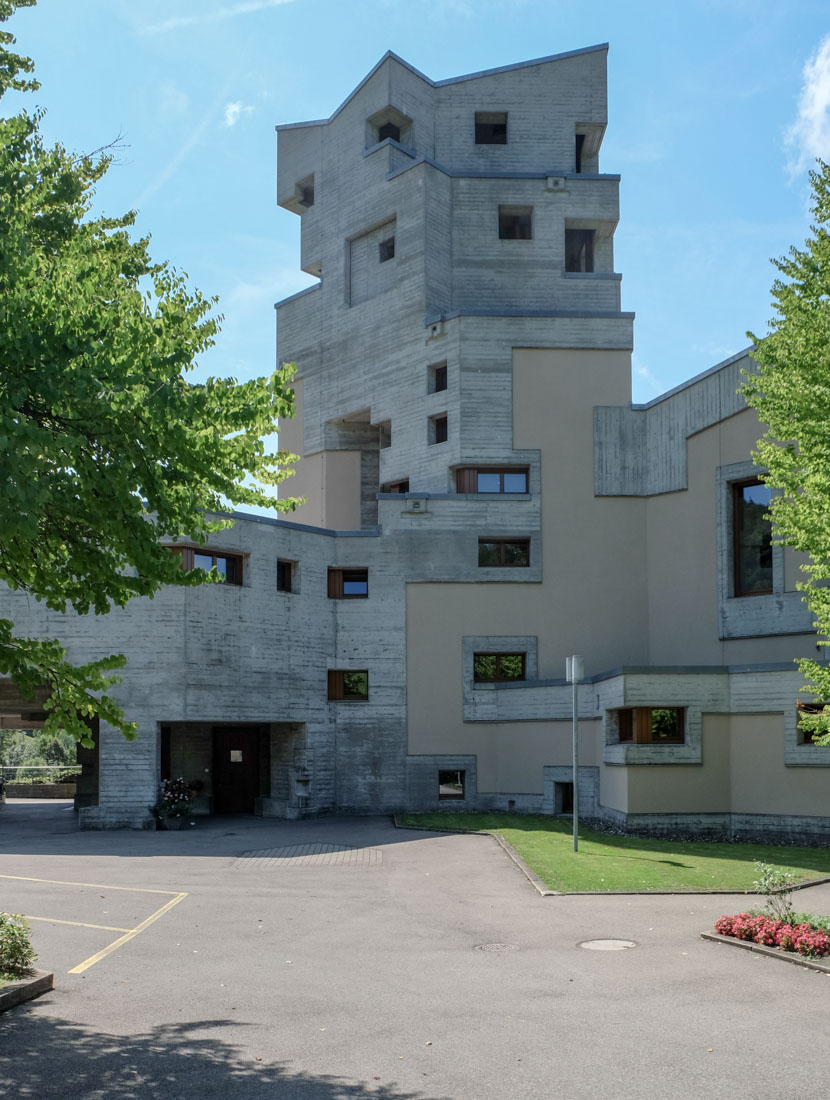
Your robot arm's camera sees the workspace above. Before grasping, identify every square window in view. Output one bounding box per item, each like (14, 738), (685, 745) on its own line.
(277, 560), (293, 593)
(328, 670), (369, 701)
(379, 237), (395, 263)
(429, 414), (448, 445)
(732, 479), (773, 596)
(428, 362), (448, 394)
(478, 538), (530, 567)
(499, 206), (532, 240)
(475, 111), (507, 144)
(328, 567), (369, 598)
(473, 653), (526, 683)
(565, 228), (595, 272)
(438, 770), (465, 800)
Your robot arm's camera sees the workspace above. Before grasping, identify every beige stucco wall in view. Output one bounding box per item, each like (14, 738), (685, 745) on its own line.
(622, 715), (731, 813)
(729, 713), (830, 816)
(277, 379), (362, 529)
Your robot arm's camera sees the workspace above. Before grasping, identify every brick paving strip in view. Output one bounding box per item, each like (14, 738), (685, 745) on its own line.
(0, 969), (53, 1014)
(700, 931), (830, 975)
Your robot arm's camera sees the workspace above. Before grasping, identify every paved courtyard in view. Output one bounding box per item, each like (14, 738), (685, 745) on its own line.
(0, 800), (828, 1099)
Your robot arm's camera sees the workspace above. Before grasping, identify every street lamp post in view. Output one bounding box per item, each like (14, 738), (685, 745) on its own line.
(565, 655), (584, 852)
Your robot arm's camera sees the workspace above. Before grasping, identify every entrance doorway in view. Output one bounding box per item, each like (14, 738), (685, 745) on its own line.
(212, 726), (265, 814)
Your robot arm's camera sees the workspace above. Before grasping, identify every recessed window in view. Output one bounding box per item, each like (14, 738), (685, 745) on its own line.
(614, 707), (685, 745)
(296, 174), (315, 208)
(168, 546), (242, 586)
(438, 770), (465, 800)
(574, 133), (586, 174)
(475, 111), (507, 144)
(379, 236), (395, 263)
(428, 362), (448, 394)
(796, 701), (829, 745)
(456, 467), (529, 494)
(277, 559), (294, 593)
(565, 229), (595, 272)
(429, 414), (448, 445)
(378, 121), (401, 143)
(478, 538), (530, 567)
(733, 479), (772, 596)
(328, 567), (369, 599)
(555, 781), (574, 814)
(473, 653), (526, 683)
(381, 479), (409, 494)
(328, 670), (369, 701)
(499, 206), (532, 240)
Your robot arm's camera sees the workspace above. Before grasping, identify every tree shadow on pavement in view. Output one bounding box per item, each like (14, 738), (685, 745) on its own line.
(0, 1012), (449, 1100)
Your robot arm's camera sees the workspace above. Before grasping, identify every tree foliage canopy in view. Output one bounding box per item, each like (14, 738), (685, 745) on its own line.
(742, 160), (830, 745)
(0, 0), (299, 744)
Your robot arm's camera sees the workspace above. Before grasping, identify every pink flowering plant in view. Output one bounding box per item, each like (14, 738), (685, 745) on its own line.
(713, 912), (830, 957)
(149, 777), (193, 821)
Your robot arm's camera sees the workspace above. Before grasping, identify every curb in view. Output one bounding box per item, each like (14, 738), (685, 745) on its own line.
(700, 931), (830, 974)
(0, 969), (54, 1013)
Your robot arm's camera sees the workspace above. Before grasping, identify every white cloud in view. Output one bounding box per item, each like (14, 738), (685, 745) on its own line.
(147, 0), (297, 35)
(786, 34), (830, 179)
(632, 355), (665, 399)
(223, 101), (253, 127)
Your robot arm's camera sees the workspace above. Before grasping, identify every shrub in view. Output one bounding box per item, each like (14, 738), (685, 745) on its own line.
(0, 913), (37, 977)
(753, 861), (796, 923)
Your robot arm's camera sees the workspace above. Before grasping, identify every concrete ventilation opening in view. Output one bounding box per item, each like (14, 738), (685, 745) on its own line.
(474, 942), (519, 953)
(231, 843), (383, 869)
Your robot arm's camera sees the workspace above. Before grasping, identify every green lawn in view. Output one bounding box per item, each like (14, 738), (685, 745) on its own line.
(398, 813), (830, 893)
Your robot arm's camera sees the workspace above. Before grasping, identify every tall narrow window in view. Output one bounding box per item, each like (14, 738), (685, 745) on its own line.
(574, 133), (586, 173)
(429, 414), (448, 445)
(277, 560), (294, 593)
(733, 479), (772, 595)
(565, 229), (594, 272)
(428, 362), (448, 394)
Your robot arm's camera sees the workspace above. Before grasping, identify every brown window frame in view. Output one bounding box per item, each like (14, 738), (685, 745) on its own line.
(473, 653), (526, 683)
(438, 769), (466, 800)
(614, 707), (685, 745)
(381, 479), (409, 494)
(277, 559), (293, 593)
(456, 467), (529, 494)
(168, 546), (243, 586)
(478, 538), (530, 567)
(328, 567), (369, 599)
(327, 670), (369, 701)
(732, 478), (773, 597)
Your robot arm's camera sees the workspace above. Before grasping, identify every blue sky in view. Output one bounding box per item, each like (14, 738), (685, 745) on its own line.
(5, 0), (830, 402)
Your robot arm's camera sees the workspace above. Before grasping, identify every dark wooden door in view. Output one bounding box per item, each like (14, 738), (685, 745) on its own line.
(212, 727), (261, 813)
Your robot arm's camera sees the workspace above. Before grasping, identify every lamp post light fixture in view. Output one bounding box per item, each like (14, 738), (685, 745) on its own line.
(565, 655), (584, 852)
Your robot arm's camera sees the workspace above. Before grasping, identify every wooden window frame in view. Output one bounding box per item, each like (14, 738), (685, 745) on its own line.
(732, 478), (773, 597)
(327, 670), (369, 701)
(456, 467), (529, 494)
(438, 769), (466, 800)
(328, 567), (369, 599)
(614, 707), (685, 745)
(277, 559), (293, 593)
(168, 546), (243, 586)
(473, 652), (526, 683)
(478, 538), (530, 568)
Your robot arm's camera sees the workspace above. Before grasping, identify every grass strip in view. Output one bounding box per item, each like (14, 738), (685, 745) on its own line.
(398, 813), (830, 893)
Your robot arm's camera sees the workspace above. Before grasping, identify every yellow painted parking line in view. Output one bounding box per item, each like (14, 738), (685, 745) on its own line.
(68, 891), (188, 974)
(24, 915), (132, 933)
(0, 873), (180, 896)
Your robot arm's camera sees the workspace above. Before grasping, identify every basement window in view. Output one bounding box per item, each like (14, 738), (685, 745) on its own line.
(379, 236), (395, 263)
(614, 707), (685, 745)
(565, 229), (595, 272)
(328, 670), (369, 701)
(478, 538), (530, 567)
(475, 111), (507, 144)
(328, 567), (369, 599)
(499, 206), (532, 240)
(438, 770), (465, 800)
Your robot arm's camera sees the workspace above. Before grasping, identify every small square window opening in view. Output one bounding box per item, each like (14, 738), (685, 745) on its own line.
(378, 121), (401, 143)
(475, 111), (507, 144)
(328, 670), (369, 701)
(438, 770), (465, 800)
(499, 206), (532, 240)
(328, 567), (369, 599)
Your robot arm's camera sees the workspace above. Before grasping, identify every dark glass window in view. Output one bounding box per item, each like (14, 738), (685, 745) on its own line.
(733, 479), (772, 596)
(379, 237), (395, 262)
(575, 133), (586, 173)
(430, 363), (448, 393)
(169, 546), (242, 586)
(475, 112), (507, 144)
(328, 568), (369, 599)
(378, 121), (401, 143)
(381, 480), (409, 494)
(565, 229), (595, 272)
(473, 653), (526, 683)
(277, 560), (293, 592)
(328, 670), (369, 700)
(456, 468), (529, 494)
(438, 770), (465, 800)
(478, 538), (530, 567)
(499, 206), (532, 240)
(431, 415), (448, 445)
(613, 707), (685, 745)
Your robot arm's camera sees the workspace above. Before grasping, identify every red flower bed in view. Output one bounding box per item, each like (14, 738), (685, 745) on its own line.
(714, 913), (830, 957)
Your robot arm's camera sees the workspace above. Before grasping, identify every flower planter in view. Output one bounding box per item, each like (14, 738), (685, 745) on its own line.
(162, 816), (185, 831)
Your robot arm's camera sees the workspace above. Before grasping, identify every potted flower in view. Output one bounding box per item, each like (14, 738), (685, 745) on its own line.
(149, 777), (194, 830)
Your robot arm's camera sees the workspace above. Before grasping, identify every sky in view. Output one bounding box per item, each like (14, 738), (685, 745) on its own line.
(4, 0), (830, 404)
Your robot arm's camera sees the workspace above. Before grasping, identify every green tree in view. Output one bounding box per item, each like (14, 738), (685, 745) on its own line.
(742, 160), (830, 745)
(0, 0), (299, 744)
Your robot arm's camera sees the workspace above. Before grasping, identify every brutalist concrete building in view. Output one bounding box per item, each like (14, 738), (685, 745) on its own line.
(2, 46), (829, 835)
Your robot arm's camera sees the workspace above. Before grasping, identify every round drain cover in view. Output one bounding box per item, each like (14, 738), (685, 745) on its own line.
(578, 939), (637, 951)
(474, 942), (519, 953)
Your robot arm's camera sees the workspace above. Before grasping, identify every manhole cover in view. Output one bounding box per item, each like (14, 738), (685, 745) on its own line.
(231, 843), (382, 869)
(578, 939), (637, 951)
(474, 942), (519, 953)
